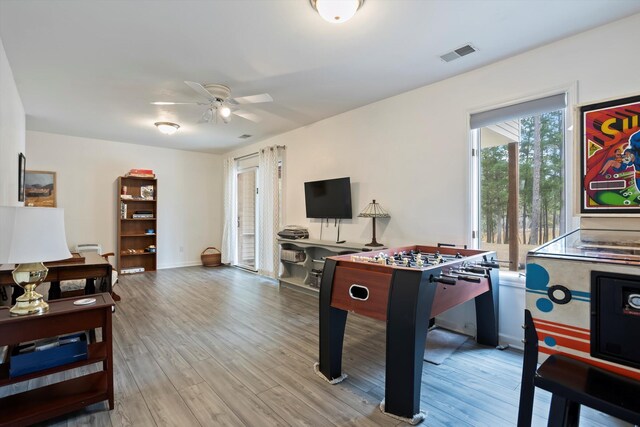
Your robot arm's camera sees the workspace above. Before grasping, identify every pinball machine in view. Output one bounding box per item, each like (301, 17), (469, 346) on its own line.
(526, 228), (640, 379)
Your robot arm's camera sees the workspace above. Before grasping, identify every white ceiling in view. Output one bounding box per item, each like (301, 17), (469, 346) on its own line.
(1, 0), (639, 154)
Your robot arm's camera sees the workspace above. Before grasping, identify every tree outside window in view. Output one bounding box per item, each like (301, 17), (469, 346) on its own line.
(477, 109), (565, 271)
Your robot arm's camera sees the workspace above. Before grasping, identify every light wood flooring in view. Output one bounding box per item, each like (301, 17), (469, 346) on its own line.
(1, 266), (633, 426)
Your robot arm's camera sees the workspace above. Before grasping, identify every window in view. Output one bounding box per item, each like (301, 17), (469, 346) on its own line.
(472, 94), (567, 271)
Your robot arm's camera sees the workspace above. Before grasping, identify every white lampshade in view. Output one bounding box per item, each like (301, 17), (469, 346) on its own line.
(0, 206), (71, 264)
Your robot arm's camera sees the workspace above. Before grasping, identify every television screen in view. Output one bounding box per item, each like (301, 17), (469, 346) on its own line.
(304, 177), (352, 219)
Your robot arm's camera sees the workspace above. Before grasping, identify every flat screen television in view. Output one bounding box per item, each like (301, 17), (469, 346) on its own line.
(304, 177), (352, 219)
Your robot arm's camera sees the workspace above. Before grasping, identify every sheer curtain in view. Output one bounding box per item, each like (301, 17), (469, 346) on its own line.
(221, 156), (237, 265)
(257, 146), (284, 278)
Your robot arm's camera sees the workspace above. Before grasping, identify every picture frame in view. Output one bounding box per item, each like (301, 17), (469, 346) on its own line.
(24, 170), (57, 208)
(140, 185), (154, 200)
(580, 94), (640, 214)
(18, 153), (26, 202)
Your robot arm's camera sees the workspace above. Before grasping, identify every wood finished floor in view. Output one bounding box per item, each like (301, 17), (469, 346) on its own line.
(1, 266), (632, 426)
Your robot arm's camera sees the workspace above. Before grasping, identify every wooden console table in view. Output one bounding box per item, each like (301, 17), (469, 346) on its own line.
(0, 252), (112, 303)
(0, 293), (115, 426)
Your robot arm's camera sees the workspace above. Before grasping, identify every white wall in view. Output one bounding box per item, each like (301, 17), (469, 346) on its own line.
(0, 36), (25, 206)
(226, 14), (640, 346)
(26, 131), (223, 269)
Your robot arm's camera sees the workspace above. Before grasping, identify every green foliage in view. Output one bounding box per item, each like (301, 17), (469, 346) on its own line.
(480, 110), (564, 245)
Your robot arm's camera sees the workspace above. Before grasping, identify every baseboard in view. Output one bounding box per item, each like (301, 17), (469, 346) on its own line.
(158, 261), (202, 269)
(436, 318), (524, 351)
(434, 318), (475, 337)
(499, 332), (523, 351)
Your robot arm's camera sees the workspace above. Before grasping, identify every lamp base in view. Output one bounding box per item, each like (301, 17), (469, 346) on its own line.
(365, 242), (385, 247)
(10, 288), (49, 316)
(10, 262), (50, 316)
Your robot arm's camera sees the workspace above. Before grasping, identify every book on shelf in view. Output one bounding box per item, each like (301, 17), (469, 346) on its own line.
(125, 174), (156, 178)
(10, 333), (88, 377)
(124, 169), (155, 178)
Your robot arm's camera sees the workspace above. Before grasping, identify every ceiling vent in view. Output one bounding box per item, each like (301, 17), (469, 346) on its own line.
(238, 134), (252, 139)
(440, 44), (477, 63)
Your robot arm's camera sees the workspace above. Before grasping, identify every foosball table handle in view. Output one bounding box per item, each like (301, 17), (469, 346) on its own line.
(480, 261), (500, 269)
(430, 275), (457, 285)
(456, 275), (482, 283)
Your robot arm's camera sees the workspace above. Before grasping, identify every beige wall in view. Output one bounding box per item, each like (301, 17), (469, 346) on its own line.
(228, 14), (640, 247)
(26, 131), (223, 269)
(0, 36), (25, 206)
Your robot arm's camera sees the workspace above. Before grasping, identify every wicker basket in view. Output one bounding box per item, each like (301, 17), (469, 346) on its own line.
(201, 247), (222, 267)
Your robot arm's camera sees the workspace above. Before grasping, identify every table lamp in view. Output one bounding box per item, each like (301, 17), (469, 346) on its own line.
(358, 199), (390, 247)
(0, 206), (71, 316)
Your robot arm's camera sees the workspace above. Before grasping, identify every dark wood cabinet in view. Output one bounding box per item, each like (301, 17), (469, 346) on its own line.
(0, 293), (115, 426)
(117, 176), (157, 274)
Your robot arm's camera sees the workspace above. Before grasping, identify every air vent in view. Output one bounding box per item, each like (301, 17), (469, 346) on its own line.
(238, 134), (252, 139)
(440, 44), (477, 63)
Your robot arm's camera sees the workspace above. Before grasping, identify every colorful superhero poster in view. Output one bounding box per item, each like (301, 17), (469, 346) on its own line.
(581, 95), (640, 213)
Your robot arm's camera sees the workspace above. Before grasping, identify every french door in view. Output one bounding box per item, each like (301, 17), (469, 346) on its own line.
(236, 167), (258, 270)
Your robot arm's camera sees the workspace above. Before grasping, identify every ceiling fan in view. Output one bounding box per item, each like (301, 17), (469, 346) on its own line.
(152, 81), (273, 124)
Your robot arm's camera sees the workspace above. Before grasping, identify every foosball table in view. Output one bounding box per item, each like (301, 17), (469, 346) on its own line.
(316, 244), (500, 424)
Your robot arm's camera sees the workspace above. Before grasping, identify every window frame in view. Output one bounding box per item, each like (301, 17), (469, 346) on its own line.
(469, 85), (578, 282)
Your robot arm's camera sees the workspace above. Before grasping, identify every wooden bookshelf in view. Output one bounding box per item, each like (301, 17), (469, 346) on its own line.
(117, 176), (157, 275)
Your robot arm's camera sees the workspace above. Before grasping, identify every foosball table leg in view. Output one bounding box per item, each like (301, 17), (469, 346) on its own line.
(475, 267), (499, 346)
(318, 259), (348, 382)
(384, 269), (435, 420)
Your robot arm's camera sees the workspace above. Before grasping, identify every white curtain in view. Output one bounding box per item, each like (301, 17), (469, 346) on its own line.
(257, 146), (284, 278)
(221, 157), (237, 265)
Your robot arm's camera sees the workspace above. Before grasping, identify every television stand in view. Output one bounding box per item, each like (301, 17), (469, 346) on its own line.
(277, 238), (385, 295)
(336, 219), (345, 244)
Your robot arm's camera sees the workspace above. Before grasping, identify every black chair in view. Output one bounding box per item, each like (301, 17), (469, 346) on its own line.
(518, 309), (640, 426)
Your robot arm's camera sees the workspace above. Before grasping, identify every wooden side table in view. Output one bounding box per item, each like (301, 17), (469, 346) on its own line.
(0, 293), (114, 427)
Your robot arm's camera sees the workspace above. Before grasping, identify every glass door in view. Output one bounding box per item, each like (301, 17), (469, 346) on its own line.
(237, 167), (257, 270)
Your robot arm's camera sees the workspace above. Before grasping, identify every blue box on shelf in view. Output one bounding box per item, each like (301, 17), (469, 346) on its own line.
(10, 333), (88, 378)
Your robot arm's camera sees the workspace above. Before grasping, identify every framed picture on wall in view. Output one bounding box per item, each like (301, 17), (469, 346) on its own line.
(18, 153), (26, 202)
(580, 94), (640, 213)
(24, 170), (57, 208)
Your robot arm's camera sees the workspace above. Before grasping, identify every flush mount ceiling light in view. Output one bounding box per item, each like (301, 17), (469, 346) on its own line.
(310, 0), (364, 24)
(154, 122), (180, 135)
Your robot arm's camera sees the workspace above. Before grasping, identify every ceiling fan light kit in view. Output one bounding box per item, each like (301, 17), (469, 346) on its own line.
(154, 121), (180, 135)
(310, 0), (364, 24)
(219, 105), (231, 118)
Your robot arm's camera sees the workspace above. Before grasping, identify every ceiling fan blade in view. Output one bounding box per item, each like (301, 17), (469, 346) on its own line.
(232, 110), (262, 123)
(228, 93), (273, 105)
(151, 101), (205, 105)
(184, 81), (215, 101)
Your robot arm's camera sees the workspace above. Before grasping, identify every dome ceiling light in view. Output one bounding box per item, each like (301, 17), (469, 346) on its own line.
(310, 0), (364, 24)
(154, 122), (180, 135)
